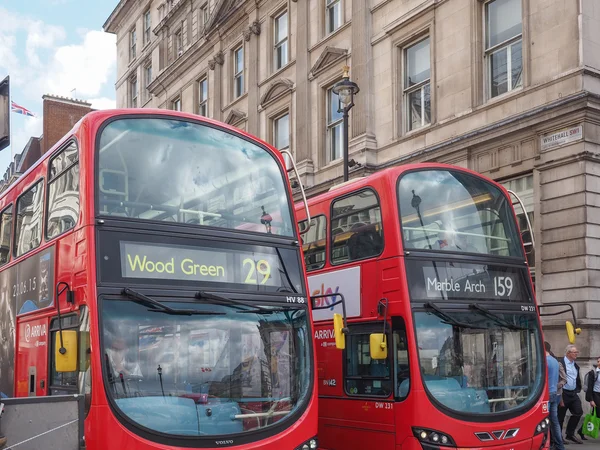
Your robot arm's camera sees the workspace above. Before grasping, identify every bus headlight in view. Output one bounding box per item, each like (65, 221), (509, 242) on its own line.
(296, 437), (318, 450)
(534, 417), (550, 435)
(413, 427), (455, 447)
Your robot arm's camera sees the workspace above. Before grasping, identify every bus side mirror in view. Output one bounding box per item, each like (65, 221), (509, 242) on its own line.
(333, 313), (346, 350)
(566, 321), (581, 344)
(55, 330), (78, 372)
(370, 333), (387, 360)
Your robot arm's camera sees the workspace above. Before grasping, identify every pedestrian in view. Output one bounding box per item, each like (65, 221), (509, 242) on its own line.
(584, 355), (600, 431)
(546, 342), (566, 450)
(558, 344), (584, 444)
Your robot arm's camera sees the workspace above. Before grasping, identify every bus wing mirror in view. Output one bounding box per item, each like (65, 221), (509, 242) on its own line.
(369, 333), (387, 360)
(55, 330), (78, 372)
(566, 321), (581, 344)
(333, 313), (346, 350)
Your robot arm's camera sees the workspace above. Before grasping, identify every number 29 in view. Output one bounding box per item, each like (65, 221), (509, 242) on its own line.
(243, 259), (271, 285)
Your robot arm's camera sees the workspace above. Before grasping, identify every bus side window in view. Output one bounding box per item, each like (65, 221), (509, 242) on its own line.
(15, 179), (44, 257)
(298, 215), (327, 271)
(393, 318), (410, 401)
(0, 204), (13, 266)
(331, 189), (383, 265)
(47, 141), (80, 240)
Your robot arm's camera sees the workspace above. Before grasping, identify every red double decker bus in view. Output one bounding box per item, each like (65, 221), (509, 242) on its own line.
(296, 164), (555, 450)
(0, 109), (317, 450)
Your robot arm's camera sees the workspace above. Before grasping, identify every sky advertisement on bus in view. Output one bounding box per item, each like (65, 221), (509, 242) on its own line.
(308, 266), (361, 322)
(0, 245), (55, 397)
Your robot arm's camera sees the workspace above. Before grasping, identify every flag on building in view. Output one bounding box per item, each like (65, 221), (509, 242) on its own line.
(11, 101), (36, 117)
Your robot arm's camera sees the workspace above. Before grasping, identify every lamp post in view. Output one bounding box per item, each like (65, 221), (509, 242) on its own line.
(332, 66), (360, 182)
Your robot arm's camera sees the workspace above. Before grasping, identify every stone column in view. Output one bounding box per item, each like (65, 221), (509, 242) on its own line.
(245, 19), (261, 135)
(294, 0), (310, 163)
(350, 0), (373, 140)
(208, 48), (224, 121)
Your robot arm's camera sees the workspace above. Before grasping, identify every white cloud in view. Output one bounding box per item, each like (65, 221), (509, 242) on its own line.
(88, 97), (116, 110)
(43, 30), (116, 98)
(11, 116), (43, 156)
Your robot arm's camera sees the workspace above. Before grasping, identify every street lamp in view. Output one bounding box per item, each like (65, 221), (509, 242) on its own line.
(332, 66), (360, 182)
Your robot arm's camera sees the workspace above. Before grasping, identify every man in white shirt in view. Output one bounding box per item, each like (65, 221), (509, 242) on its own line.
(558, 344), (584, 444)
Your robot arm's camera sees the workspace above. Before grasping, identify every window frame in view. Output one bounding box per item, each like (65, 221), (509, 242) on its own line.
(403, 36), (432, 132)
(14, 178), (45, 258)
(200, 3), (209, 27)
(326, 86), (343, 163)
(130, 76), (138, 108)
(130, 27), (137, 61)
(45, 139), (80, 241)
(233, 45), (244, 99)
(172, 97), (182, 111)
(343, 322), (393, 398)
(47, 314), (80, 395)
(0, 203), (13, 267)
(273, 10), (289, 71)
(298, 214), (327, 272)
(329, 187), (385, 266)
(325, 0), (342, 35)
(144, 63), (152, 103)
(483, 0), (523, 100)
(174, 28), (183, 56)
(143, 10), (152, 46)
(273, 111), (290, 161)
(198, 76), (208, 116)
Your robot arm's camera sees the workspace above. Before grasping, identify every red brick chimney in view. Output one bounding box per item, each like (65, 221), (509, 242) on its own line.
(41, 95), (93, 154)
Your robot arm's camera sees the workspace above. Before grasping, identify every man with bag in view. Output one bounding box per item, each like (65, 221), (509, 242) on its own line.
(582, 355), (600, 439)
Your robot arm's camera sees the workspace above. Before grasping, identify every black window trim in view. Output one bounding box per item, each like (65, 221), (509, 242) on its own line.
(299, 213), (327, 272)
(329, 186), (385, 266)
(342, 321), (393, 399)
(45, 138), (80, 241)
(0, 203), (14, 267)
(13, 177), (45, 258)
(47, 313), (79, 395)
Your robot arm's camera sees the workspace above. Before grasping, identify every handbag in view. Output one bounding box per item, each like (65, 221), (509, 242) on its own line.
(582, 407), (600, 439)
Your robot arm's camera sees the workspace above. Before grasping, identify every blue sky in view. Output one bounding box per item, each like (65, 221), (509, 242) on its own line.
(0, 0), (119, 176)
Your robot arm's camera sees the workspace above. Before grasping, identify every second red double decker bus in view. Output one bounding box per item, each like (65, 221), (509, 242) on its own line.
(296, 164), (550, 450)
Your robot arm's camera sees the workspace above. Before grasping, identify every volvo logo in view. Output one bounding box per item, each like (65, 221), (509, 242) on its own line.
(475, 429), (519, 442)
(215, 440), (234, 445)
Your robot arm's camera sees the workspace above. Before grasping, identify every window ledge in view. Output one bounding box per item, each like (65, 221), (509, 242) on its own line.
(224, 92), (248, 111)
(484, 86), (524, 107)
(308, 21), (352, 53)
(260, 60), (296, 87)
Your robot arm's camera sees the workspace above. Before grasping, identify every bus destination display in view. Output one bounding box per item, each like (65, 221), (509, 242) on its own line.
(406, 260), (529, 302)
(120, 241), (281, 287)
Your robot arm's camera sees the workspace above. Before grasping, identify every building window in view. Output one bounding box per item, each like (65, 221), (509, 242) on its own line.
(130, 28), (137, 61)
(274, 113), (290, 167)
(198, 77), (208, 116)
(144, 64), (152, 102)
(485, 0), (523, 98)
(175, 29), (183, 56)
(200, 3), (209, 26)
(130, 77), (138, 108)
(327, 86), (343, 162)
(274, 11), (288, 71)
(144, 10), (152, 45)
(233, 45), (244, 99)
(404, 37), (431, 132)
(326, 0), (342, 34)
(172, 97), (182, 111)
(47, 142), (79, 240)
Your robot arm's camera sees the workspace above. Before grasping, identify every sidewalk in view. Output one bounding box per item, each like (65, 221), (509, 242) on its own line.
(574, 438), (600, 449)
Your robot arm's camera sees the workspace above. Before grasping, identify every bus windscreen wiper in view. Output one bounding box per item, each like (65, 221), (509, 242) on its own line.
(195, 291), (269, 313)
(424, 302), (484, 329)
(121, 288), (224, 316)
(469, 303), (525, 330)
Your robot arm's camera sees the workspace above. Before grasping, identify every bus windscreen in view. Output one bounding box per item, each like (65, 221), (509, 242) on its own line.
(398, 170), (523, 257)
(97, 117), (294, 237)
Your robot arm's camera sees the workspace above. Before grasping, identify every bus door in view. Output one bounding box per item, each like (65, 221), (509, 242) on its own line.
(15, 316), (49, 397)
(320, 322), (396, 450)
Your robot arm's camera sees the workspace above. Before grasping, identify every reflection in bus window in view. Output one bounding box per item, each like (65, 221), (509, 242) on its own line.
(298, 215), (326, 271)
(15, 180), (44, 257)
(0, 205), (12, 266)
(331, 190), (383, 264)
(101, 299), (310, 437)
(97, 118), (294, 237)
(345, 333), (391, 397)
(394, 326), (410, 400)
(398, 170), (522, 257)
(47, 142), (80, 239)
(414, 311), (542, 414)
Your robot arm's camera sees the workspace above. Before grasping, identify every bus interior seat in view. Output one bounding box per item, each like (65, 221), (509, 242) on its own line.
(369, 360), (389, 377)
(348, 224), (384, 260)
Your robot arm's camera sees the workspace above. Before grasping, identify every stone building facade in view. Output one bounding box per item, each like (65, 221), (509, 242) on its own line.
(104, 0), (600, 362)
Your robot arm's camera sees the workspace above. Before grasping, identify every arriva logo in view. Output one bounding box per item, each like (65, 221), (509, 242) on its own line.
(311, 284), (340, 311)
